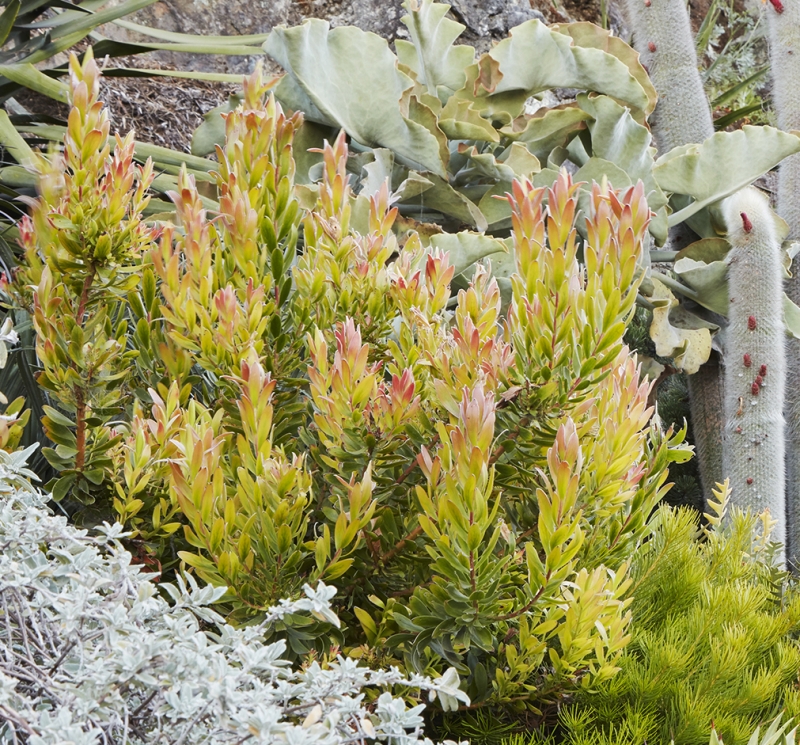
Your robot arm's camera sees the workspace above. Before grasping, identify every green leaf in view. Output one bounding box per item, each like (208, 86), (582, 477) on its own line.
(191, 94), (241, 157)
(111, 18), (272, 45)
(648, 277), (713, 374)
(43, 405), (76, 429)
(265, 19), (448, 177)
(0, 110), (35, 166)
(396, 0), (475, 100)
(0, 63), (69, 102)
(484, 20), (650, 115)
(500, 104), (591, 161)
(578, 93), (669, 243)
(654, 126), (800, 227)
(430, 231), (507, 279)
(551, 22), (657, 117)
(49, 0), (159, 40)
(0, 0), (20, 47)
(102, 66), (246, 84)
(51, 473), (76, 502)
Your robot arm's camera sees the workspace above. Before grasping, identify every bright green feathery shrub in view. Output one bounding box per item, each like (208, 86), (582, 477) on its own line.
(503, 483), (800, 745)
(3, 48), (691, 718)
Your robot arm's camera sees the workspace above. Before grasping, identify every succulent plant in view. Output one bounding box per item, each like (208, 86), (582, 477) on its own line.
(722, 189), (787, 556)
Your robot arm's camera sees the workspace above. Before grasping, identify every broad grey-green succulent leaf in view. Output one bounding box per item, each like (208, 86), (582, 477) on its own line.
(438, 96), (499, 142)
(550, 22), (657, 117)
(404, 172), (487, 230)
(265, 20), (448, 177)
(430, 231), (507, 278)
(500, 105), (590, 161)
(486, 20), (651, 114)
(578, 93), (668, 244)
(190, 94), (241, 157)
(672, 257), (729, 316)
(649, 276), (713, 374)
(785, 293), (800, 340)
(398, 0), (475, 100)
(653, 126), (800, 226)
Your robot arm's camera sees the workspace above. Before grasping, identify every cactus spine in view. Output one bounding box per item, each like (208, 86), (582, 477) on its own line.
(622, 0), (724, 501)
(723, 188), (786, 560)
(766, 0), (800, 562)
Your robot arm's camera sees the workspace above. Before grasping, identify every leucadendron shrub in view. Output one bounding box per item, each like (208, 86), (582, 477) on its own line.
(3, 49), (691, 717)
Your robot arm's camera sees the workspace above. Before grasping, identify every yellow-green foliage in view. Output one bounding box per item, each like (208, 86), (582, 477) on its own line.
(6, 51), (691, 712)
(505, 485), (800, 745)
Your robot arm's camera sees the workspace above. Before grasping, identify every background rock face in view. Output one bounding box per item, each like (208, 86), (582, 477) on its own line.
(107, 0), (551, 72)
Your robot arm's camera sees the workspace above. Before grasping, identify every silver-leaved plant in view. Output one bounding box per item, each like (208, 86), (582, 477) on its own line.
(0, 440), (469, 743)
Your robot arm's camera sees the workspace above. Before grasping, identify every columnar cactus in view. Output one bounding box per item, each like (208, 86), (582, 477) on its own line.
(622, 0), (714, 154)
(766, 0), (800, 562)
(623, 0), (723, 502)
(723, 188), (786, 560)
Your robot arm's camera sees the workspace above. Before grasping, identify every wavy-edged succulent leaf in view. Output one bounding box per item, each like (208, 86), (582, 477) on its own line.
(649, 276), (713, 374)
(359, 148), (396, 197)
(675, 237), (730, 264)
(429, 231), (507, 278)
(551, 22), (657, 118)
(404, 171), (487, 230)
(396, 0), (475, 101)
(672, 257), (729, 315)
(464, 144), (540, 228)
(654, 126), (800, 226)
(265, 19), (447, 177)
(579, 93), (669, 244)
(500, 104), (591, 161)
(483, 20), (651, 115)
(438, 96), (499, 142)
(784, 293), (800, 340)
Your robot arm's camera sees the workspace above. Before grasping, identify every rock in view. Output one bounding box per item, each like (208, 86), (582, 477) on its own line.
(104, 0), (559, 73)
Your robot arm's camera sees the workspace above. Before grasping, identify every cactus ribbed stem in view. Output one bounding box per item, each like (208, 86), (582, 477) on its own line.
(622, 0), (714, 154)
(767, 0), (800, 563)
(723, 189), (786, 561)
(623, 0), (724, 500)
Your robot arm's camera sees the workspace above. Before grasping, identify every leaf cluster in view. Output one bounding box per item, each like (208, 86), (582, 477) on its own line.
(1, 50), (693, 717)
(507, 485), (800, 745)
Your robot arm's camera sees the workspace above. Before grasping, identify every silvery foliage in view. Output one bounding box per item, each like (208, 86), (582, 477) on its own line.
(0, 447), (469, 743)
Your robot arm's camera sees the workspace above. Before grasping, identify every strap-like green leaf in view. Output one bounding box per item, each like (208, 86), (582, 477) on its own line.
(0, 0), (20, 46)
(0, 63), (69, 102)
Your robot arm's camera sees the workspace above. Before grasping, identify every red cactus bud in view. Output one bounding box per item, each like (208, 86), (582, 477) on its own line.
(746, 477), (754, 485)
(648, 41), (657, 52)
(755, 375), (764, 387)
(644, 0), (651, 6)
(769, 0), (784, 13)
(736, 426), (743, 434)
(752, 381), (760, 395)
(741, 212), (753, 233)
(748, 315), (757, 330)
(760, 364), (767, 377)
(743, 354), (752, 367)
